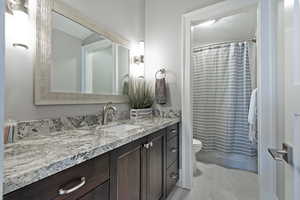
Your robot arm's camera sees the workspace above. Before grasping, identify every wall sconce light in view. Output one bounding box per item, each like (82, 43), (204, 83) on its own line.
(133, 41), (145, 65)
(6, 0), (28, 15)
(133, 55), (144, 65)
(130, 41), (145, 78)
(6, 0), (29, 50)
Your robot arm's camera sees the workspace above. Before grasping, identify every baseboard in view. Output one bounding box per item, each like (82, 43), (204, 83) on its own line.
(273, 194), (279, 200)
(196, 151), (258, 172)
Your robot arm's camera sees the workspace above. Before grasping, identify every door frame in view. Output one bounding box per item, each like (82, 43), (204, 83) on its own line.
(0, 0), (5, 199)
(180, 0), (278, 199)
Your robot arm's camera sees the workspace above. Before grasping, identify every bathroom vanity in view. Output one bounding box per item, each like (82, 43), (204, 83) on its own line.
(3, 118), (180, 200)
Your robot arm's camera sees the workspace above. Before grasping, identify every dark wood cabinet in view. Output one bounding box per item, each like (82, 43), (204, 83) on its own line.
(166, 124), (178, 141)
(165, 123), (179, 197)
(147, 131), (164, 200)
(4, 123), (180, 200)
(78, 182), (109, 200)
(166, 161), (179, 196)
(110, 137), (147, 200)
(166, 136), (179, 168)
(110, 130), (166, 200)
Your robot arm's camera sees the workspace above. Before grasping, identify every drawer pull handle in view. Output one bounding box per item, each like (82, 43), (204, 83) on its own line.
(150, 141), (153, 148)
(144, 142), (154, 149)
(170, 148), (177, 153)
(170, 129), (176, 134)
(59, 177), (86, 195)
(170, 173), (178, 180)
(144, 143), (150, 149)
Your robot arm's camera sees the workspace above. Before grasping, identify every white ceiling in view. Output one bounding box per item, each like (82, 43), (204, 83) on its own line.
(52, 11), (93, 40)
(192, 7), (257, 47)
(59, 0), (145, 42)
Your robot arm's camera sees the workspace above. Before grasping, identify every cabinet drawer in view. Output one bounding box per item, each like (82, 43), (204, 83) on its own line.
(166, 124), (178, 141)
(166, 161), (179, 196)
(78, 181), (109, 200)
(4, 154), (110, 200)
(166, 136), (178, 168)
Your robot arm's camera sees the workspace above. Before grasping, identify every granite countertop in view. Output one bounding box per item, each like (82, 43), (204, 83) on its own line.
(4, 117), (180, 195)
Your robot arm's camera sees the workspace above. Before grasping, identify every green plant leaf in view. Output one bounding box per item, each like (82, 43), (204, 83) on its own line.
(128, 78), (154, 109)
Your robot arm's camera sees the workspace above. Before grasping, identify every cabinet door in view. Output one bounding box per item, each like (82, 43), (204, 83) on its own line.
(166, 161), (179, 196)
(78, 182), (109, 200)
(147, 131), (164, 200)
(110, 138), (147, 200)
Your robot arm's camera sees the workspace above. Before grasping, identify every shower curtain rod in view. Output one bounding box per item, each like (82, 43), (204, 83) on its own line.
(193, 38), (256, 50)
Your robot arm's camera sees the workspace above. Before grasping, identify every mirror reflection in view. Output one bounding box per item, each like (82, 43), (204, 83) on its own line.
(51, 11), (129, 95)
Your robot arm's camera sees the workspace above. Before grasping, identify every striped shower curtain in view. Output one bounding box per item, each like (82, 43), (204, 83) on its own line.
(192, 42), (257, 170)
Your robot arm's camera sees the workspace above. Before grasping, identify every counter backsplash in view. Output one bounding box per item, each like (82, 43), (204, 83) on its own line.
(8, 108), (181, 143)
(11, 110), (128, 143)
(153, 108), (181, 118)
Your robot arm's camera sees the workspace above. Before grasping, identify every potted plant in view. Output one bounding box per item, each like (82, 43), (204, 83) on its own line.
(127, 78), (154, 120)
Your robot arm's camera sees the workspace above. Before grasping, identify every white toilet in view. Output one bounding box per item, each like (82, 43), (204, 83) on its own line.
(193, 138), (203, 154)
(193, 138), (203, 175)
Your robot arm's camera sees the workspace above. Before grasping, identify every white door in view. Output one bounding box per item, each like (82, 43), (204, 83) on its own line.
(271, 0), (300, 199)
(282, 0), (300, 199)
(0, 0), (4, 199)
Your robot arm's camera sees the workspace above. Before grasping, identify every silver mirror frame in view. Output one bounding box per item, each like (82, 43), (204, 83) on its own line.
(34, 0), (130, 105)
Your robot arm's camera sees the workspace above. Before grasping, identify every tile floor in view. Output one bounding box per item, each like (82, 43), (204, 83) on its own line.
(168, 161), (259, 200)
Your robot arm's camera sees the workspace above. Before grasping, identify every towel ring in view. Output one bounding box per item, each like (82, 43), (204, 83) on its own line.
(155, 68), (166, 79)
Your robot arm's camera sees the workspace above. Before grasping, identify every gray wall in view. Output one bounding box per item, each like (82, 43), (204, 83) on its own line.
(5, 0), (144, 121)
(144, 0), (223, 109)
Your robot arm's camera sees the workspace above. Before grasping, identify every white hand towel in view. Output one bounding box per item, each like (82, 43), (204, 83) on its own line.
(248, 88), (257, 143)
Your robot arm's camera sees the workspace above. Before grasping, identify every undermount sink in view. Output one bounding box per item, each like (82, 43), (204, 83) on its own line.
(102, 124), (141, 132)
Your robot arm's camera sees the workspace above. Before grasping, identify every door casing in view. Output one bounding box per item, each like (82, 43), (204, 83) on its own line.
(0, 0), (5, 199)
(181, 1), (279, 200)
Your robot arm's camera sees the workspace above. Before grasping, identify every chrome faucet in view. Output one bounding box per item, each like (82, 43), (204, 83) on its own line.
(102, 102), (117, 125)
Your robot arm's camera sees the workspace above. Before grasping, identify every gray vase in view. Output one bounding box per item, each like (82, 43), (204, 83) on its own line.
(130, 108), (153, 120)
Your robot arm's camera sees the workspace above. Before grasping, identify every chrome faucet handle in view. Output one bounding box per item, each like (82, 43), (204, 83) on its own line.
(103, 102), (113, 111)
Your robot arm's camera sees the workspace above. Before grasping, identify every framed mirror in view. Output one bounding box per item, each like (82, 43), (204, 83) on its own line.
(34, 0), (130, 105)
